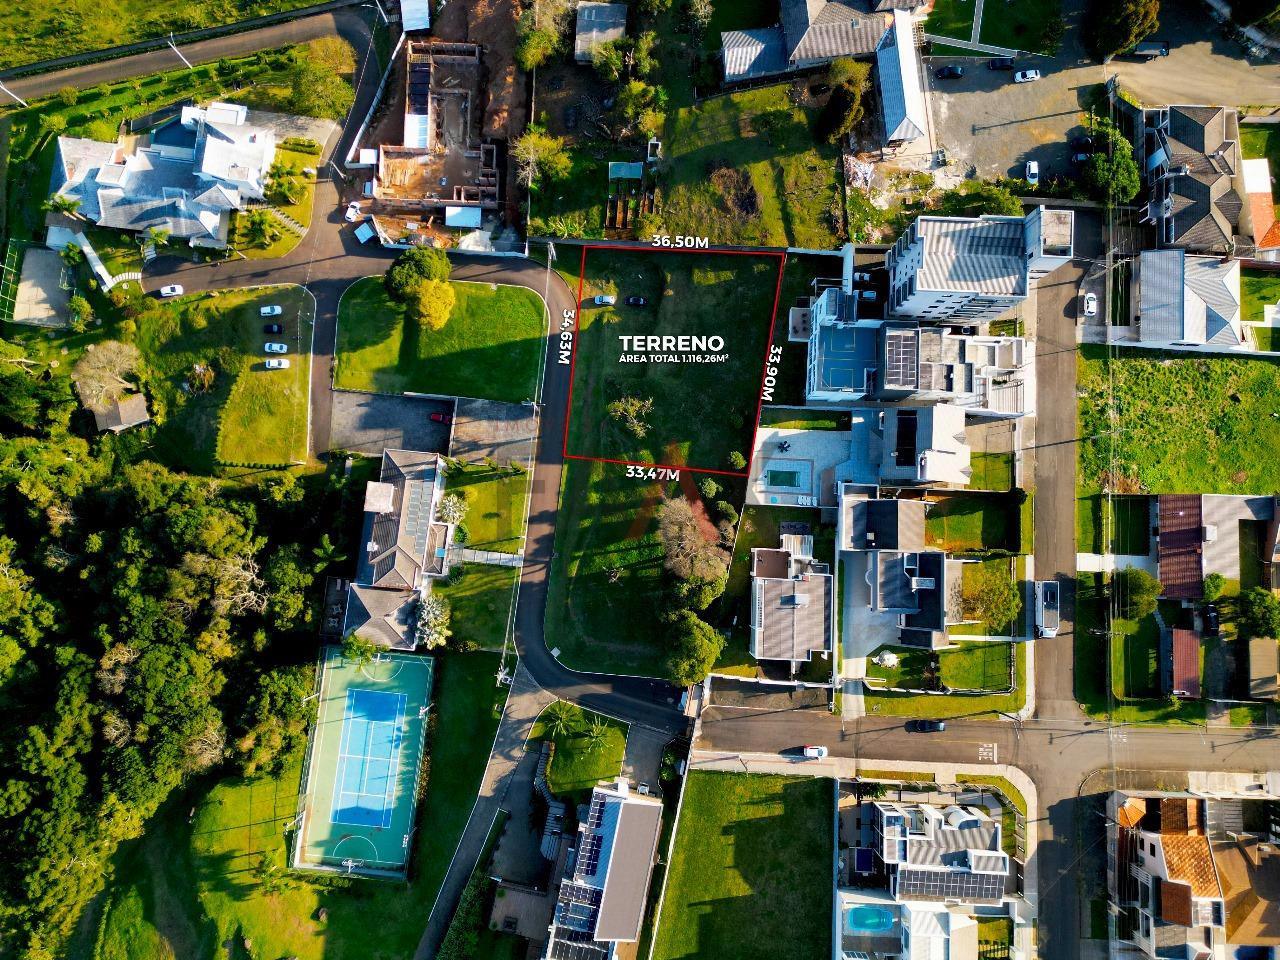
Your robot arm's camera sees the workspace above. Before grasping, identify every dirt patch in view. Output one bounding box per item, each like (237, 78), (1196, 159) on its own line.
(708, 163), (760, 217)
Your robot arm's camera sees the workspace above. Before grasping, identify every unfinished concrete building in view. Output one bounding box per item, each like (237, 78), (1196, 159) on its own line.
(373, 41), (499, 221)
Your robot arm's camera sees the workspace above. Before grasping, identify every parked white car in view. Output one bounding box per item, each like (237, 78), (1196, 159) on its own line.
(802, 745), (829, 759)
(593, 294), (617, 306)
(344, 201), (362, 222)
(1014, 70), (1041, 83)
(264, 342), (288, 354)
(265, 358), (291, 370)
(1025, 160), (1040, 187)
(159, 284), (183, 298)
(260, 304), (283, 317)
(1083, 292), (1099, 317)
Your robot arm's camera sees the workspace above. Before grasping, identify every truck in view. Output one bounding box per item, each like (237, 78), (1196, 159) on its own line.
(1132, 40), (1170, 59)
(1035, 580), (1060, 638)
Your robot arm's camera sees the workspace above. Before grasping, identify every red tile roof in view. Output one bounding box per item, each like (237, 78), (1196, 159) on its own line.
(1159, 496), (1204, 600)
(1171, 629), (1201, 699)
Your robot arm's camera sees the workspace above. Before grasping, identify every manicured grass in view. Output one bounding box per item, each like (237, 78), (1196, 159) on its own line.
(85, 227), (144, 277)
(1076, 495), (1151, 555)
(865, 642), (1013, 692)
(1078, 344), (1280, 494)
(229, 209), (303, 259)
(274, 147), (320, 229)
(857, 769), (937, 782)
(0, 0), (319, 70)
(544, 458), (670, 677)
(1242, 268), (1280, 325)
(1255, 327), (1280, 352)
(1241, 125), (1280, 218)
(334, 277), (545, 403)
(863, 643), (1026, 718)
(968, 452), (1014, 491)
(531, 702), (628, 801)
(924, 0), (976, 40)
(661, 84), (845, 250)
(757, 408), (851, 431)
(924, 493), (1019, 553)
(978, 916), (1015, 952)
(978, 0), (1061, 52)
(434, 564), (518, 652)
(928, 43), (989, 58)
(446, 463), (529, 553)
(652, 772), (832, 960)
(88, 652), (504, 960)
(1230, 704), (1269, 726)
(949, 557), (1021, 637)
(568, 249), (779, 471)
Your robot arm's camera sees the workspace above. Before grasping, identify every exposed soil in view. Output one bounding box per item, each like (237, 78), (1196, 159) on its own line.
(708, 164), (760, 217)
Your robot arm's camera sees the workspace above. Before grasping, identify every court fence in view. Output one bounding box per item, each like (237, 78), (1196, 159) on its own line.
(288, 643), (330, 873)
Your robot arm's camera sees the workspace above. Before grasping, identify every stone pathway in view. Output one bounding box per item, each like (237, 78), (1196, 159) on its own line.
(923, 33), (1019, 56)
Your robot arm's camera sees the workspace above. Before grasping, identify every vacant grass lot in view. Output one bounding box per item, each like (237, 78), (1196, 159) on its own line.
(446, 463), (529, 553)
(924, 0), (976, 39)
(531, 702), (628, 801)
(544, 459), (670, 677)
(568, 249), (780, 470)
(434, 564), (517, 652)
(760, 253), (838, 406)
(0, 0), (318, 70)
(864, 643), (1026, 718)
(1076, 495), (1151, 555)
(925, 493), (1020, 553)
(86, 653), (505, 960)
(335, 278), (545, 403)
(978, 0), (1061, 51)
(661, 85), (845, 249)
(968, 452), (1014, 491)
(1078, 345), (1280, 494)
(865, 642), (1013, 692)
(652, 772), (832, 960)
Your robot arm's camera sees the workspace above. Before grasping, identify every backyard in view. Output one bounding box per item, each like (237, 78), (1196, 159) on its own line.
(1077, 345), (1280, 494)
(567, 248), (781, 471)
(1243, 268), (1280, 352)
(334, 277), (546, 403)
(434, 564), (518, 652)
(445, 462), (529, 554)
(530, 702), (628, 801)
(924, 492), (1022, 554)
(81, 652), (507, 960)
(652, 772), (832, 960)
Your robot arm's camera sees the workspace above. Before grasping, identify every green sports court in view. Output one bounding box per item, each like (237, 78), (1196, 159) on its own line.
(293, 646), (434, 877)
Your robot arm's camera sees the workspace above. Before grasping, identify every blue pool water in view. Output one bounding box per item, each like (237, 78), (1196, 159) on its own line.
(846, 905), (895, 933)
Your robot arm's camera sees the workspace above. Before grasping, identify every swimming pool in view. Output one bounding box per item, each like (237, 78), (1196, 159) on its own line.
(845, 904), (896, 934)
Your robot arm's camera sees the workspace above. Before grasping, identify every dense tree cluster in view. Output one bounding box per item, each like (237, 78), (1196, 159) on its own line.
(1084, 0), (1160, 61)
(0, 337), (360, 958)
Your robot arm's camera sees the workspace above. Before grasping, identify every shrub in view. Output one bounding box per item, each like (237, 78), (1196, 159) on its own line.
(726, 451), (746, 470)
(1115, 567), (1161, 620)
(715, 500), (739, 526)
(697, 477), (720, 500)
(1203, 573), (1225, 603)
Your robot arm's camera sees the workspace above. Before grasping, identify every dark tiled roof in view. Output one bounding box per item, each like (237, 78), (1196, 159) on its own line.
(1170, 629), (1201, 699)
(780, 0), (885, 61)
(1164, 106), (1243, 252)
(1158, 495), (1204, 600)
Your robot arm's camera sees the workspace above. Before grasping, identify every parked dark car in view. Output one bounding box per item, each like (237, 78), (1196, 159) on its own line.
(987, 57), (1015, 70)
(262, 323), (284, 335)
(907, 719), (947, 733)
(624, 296), (648, 307)
(1204, 605), (1221, 637)
(1072, 135), (1095, 150)
(430, 412), (453, 425)
(935, 65), (964, 80)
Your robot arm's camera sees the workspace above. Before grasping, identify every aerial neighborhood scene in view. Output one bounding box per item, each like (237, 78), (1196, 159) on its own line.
(3, 0), (1280, 957)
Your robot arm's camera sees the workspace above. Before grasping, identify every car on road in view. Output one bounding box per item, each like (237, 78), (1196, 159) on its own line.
(1036, 580), (1061, 638)
(593, 294), (617, 306)
(857, 289), (877, 301)
(1070, 152), (1093, 165)
(264, 358), (290, 370)
(935, 65), (964, 80)
(907, 720), (946, 733)
(262, 323), (284, 334)
(344, 201), (362, 222)
(987, 57), (1015, 70)
(1072, 135), (1094, 150)
(1024, 160), (1040, 187)
(159, 284), (183, 298)
(851, 272), (873, 282)
(264, 342), (288, 354)
(1204, 604), (1221, 637)
(430, 412), (453, 425)
(260, 305), (283, 317)
(802, 745), (829, 759)
(624, 296), (648, 307)
(1013, 69), (1041, 83)
(1083, 292), (1099, 317)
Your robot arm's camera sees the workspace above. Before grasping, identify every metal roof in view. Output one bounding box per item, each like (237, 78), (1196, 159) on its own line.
(876, 14), (926, 144)
(721, 27), (788, 82)
(400, 0), (431, 32)
(914, 216), (1027, 296)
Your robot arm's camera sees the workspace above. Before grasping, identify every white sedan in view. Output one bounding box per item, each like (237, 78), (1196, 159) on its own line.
(1014, 70), (1042, 83)
(264, 342), (288, 354)
(1025, 160), (1040, 187)
(802, 745), (829, 759)
(344, 201), (362, 222)
(1083, 292), (1099, 317)
(260, 304), (283, 317)
(159, 284), (184, 298)
(265, 358), (291, 370)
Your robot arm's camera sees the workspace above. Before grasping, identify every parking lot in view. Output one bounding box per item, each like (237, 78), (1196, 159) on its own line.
(328, 391), (453, 456)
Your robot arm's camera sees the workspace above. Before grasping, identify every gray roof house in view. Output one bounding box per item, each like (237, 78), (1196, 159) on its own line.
(875, 13), (927, 146)
(91, 392), (151, 433)
(871, 801), (1010, 903)
(1136, 249), (1244, 348)
(1140, 104), (1244, 254)
(721, 0), (888, 84)
(343, 449), (452, 649)
(49, 102), (274, 248)
(749, 533), (835, 662)
(545, 781), (664, 960)
(1249, 637), (1278, 701)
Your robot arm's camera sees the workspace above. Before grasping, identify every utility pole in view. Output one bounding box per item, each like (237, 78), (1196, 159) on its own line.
(168, 33), (194, 70)
(0, 80), (28, 107)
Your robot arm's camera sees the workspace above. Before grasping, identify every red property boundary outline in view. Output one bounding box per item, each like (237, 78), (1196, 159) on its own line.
(562, 243), (787, 479)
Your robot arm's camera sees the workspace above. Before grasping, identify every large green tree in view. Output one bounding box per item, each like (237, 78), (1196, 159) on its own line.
(666, 609), (724, 685)
(1085, 0), (1160, 60)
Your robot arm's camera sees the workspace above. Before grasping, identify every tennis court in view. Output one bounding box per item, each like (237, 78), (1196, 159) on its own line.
(293, 647), (434, 877)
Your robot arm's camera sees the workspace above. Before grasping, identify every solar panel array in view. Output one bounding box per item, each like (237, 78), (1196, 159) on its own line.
(576, 833), (603, 880)
(883, 330), (919, 389)
(403, 482), (430, 554)
(586, 794), (606, 828)
(896, 867), (1004, 903)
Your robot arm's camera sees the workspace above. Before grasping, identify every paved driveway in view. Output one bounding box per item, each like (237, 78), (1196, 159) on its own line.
(328, 391), (453, 455)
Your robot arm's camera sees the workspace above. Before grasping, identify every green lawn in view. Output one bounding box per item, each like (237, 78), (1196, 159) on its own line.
(978, 0), (1061, 51)
(1256, 328), (1280, 352)
(544, 458), (670, 677)
(1076, 495), (1151, 555)
(924, 0), (976, 40)
(652, 772), (832, 960)
(1078, 344), (1280, 494)
(446, 463), (529, 551)
(0, 0), (319, 70)
(865, 642), (1013, 692)
(1243, 268), (1280, 330)
(434, 564), (517, 652)
(1242, 125), (1280, 218)
(864, 643), (1027, 718)
(968, 452), (1014, 491)
(660, 84), (845, 249)
(925, 493), (1019, 553)
(85, 227), (144, 277)
(757, 408), (851, 431)
(334, 277), (545, 403)
(87, 653), (506, 960)
(274, 147), (320, 229)
(567, 249), (778, 471)
(531, 702), (628, 801)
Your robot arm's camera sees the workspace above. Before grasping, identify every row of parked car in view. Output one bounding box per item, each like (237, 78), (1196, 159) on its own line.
(259, 304), (291, 369)
(934, 62), (1041, 83)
